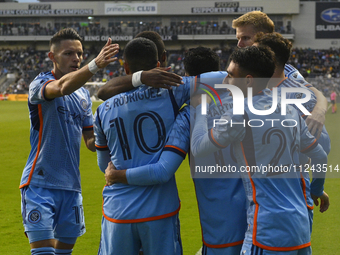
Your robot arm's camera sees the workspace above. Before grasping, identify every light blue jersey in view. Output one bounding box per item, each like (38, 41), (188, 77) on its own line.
(94, 71), (228, 223)
(275, 77), (316, 116)
(275, 78), (331, 156)
(126, 106), (190, 186)
(97, 106), (190, 255)
(275, 77), (331, 211)
(274, 76), (330, 153)
(20, 71), (93, 192)
(284, 63), (310, 86)
(191, 89), (327, 251)
(191, 91), (248, 251)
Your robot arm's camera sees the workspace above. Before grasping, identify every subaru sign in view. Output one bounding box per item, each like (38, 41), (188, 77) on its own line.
(321, 8), (340, 23)
(316, 2), (340, 38)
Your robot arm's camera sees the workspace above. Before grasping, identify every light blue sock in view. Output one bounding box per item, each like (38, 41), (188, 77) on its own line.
(55, 249), (73, 255)
(31, 247), (55, 255)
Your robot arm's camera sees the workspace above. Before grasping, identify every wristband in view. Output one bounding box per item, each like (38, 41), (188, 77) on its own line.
(88, 59), (99, 74)
(132, 71), (143, 87)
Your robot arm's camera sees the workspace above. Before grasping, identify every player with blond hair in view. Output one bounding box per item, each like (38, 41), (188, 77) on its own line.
(232, 11), (328, 141)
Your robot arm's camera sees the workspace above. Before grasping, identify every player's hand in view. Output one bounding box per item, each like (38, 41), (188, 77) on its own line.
(95, 38), (120, 69)
(141, 67), (183, 89)
(105, 161), (117, 186)
(306, 107), (325, 140)
(311, 191), (330, 213)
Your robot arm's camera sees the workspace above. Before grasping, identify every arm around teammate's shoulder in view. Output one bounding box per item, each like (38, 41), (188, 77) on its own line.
(97, 67), (183, 101)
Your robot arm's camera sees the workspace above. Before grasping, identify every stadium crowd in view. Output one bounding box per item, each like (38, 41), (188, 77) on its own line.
(0, 22), (235, 37)
(0, 20), (293, 38)
(1, 43), (339, 99)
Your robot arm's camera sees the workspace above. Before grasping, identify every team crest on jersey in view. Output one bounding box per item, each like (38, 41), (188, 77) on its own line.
(295, 93), (303, 99)
(80, 99), (88, 111)
(28, 210), (41, 224)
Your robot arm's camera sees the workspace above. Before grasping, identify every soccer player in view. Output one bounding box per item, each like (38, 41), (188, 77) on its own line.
(97, 31), (182, 101)
(185, 47), (247, 255)
(104, 46), (248, 255)
(232, 11), (328, 140)
(19, 28), (119, 255)
(253, 32), (330, 231)
(191, 46), (328, 254)
(330, 89), (337, 113)
(94, 38), (227, 255)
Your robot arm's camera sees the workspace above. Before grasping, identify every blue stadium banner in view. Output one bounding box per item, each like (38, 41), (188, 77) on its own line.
(316, 2), (340, 39)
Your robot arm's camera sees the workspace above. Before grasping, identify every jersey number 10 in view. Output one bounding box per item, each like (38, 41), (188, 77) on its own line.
(110, 111), (167, 160)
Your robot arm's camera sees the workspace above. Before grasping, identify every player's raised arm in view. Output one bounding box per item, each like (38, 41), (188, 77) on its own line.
(45, 37), (119, 100)
(97, 67), (183, 101)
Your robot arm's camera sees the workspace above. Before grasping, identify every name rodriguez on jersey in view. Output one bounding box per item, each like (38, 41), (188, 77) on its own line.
(108, 88), (162, 109)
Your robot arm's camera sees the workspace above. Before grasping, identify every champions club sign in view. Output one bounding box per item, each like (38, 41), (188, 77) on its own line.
(315, 2), (340, 39)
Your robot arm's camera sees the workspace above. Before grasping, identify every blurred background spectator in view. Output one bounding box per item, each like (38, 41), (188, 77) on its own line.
(1, 42), (339, 100)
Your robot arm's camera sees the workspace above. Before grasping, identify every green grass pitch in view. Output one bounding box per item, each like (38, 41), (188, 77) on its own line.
(1, 101), (339, 254)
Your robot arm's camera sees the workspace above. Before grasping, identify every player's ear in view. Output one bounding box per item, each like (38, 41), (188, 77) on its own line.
(245, 75), (254, 87)
(161, 51), (167, 66)
(48, 51), (55, 62)
(124, 61), (131, 75)
(156, 61), (160, 68)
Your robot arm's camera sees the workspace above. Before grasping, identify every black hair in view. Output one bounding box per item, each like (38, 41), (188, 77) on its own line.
(254, 32), (292, 68)
(135, 31), (165, 62)
(124, 37), (158, 73)
(183, 47), (220, 76)
(228, 45), (276, 78)
(49, 28), (82, 49)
